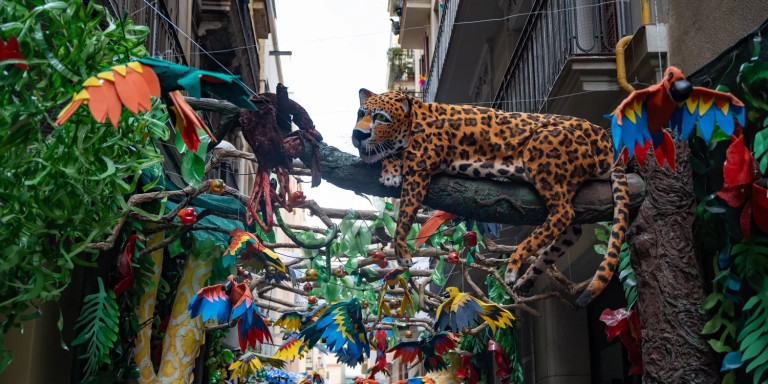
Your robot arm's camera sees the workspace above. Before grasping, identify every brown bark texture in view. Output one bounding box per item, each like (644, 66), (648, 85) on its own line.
(626, 141), (719, 383)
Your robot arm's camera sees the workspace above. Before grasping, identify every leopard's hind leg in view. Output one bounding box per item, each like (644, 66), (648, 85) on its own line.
(504, 127), (595, 285)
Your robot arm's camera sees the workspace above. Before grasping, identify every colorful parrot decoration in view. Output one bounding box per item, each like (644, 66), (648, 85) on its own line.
(395, 377), (437, 384)
(434, 287), (515, 333)
(224, 228), (289, 283)
(456, 354), (480, 384)
(55, 57), (256, 152)
(274, 303), (328, 332)
(187, 275), (272, 351)
(297, 298), (370, 367)
(228, 351), (286, 382)
(273, 335), (309, 361)
(388, 332), (457, 373)
(609, 66), (745, 171)
(378, 267), (414, 319)
(299, 371), (325, 384)
(368, 329), (390, 377)
(414, 211), (500, 249)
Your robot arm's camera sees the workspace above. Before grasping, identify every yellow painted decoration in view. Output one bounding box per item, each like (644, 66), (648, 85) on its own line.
(74, 89), (90, 101)
(157, 253), (212, 383)
(83, 77), (102, 87)
(685, 96), (698, 114)
(97, 71), (115, 82)
(127, 61), (144, 73)
(720, 102), (730, 116)
(632, 99), (643, 117)
(133, 231), (166, 384)
(111, 64), (128, 76)
(624, 107), (637, 124)
(698, 96), (714, 116)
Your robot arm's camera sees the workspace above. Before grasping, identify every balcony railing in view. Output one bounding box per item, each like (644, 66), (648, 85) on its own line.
(493, 0), (632, 112)
(423, 0), (460, 102)
(108, 0), (190, 65)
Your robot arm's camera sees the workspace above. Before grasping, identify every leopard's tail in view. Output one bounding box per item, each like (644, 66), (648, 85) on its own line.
(575, 166), (630, 307)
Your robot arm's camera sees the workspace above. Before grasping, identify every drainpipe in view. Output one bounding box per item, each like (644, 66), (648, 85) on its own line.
(641, 0), (651, 25)
(615, 35), (636, 94)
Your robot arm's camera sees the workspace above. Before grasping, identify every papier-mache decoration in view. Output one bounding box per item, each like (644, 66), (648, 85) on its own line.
(717, 134), (768, 238)
(434, 287), (515, 333)
(55, 57), (257, 152)
(609, 66), (745, 171)
(297, 298), (370, 367)
(187, 275), (272, 351)
(224, 228), (286, 276)
(599, 308), (642, 375)
(394, 377), (437, 384)
(378, 267), (413, 319)
(388, 332), (457, 373)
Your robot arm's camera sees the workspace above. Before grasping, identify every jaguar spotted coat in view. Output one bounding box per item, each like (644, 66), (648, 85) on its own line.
(352, 89), (629, 306)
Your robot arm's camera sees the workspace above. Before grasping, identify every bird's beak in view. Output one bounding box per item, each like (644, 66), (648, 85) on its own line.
(222, 280), (234, 295)
(440, 291), (451, 298)
(669, 78), (693, 102)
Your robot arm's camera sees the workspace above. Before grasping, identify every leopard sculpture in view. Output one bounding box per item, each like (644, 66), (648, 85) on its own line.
(351, 89), (629, 306)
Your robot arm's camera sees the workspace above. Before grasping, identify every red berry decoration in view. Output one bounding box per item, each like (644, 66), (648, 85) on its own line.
(305, 269), (319, 282)
(377, 260), (388, 268)
(462, 231), (478, 247)
(404, 330), (413, 338)
(209, 179), (225, 194)
(308, 296), (317, 305)
(334, 267), (347, 278)
(177, 207), (197, 225)
(303, 282), (313, 292)
(288, 191), (306, 208)
(446, 251), (460, 265)
(372, 250), (387, 261)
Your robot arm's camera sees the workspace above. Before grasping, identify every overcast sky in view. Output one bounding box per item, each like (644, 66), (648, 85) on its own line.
(275, 0), (393, 212)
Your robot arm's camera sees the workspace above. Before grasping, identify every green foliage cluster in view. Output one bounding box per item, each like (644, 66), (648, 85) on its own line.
(594, 222), (637, 308)
(693, 35), (768, 384)
(0, 0), (169, 371)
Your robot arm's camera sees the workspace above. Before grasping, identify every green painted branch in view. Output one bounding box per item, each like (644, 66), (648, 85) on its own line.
(301, 142), (646, 225)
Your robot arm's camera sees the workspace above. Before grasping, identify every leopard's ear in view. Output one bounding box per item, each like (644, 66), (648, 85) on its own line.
(401, 96), (411, 114)
(359, 88), (375, 105)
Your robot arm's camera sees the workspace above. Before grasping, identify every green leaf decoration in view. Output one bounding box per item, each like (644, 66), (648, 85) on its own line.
(181, 150), (205, 188)
(732, 236), (768, 291)
(737, 277), (768, 383)
(72, 277), (120, 381)
(431, 256), (447, 286)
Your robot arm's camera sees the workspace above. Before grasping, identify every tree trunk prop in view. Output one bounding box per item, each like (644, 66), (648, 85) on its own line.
(627, 141), (718, 383)
(299, 141), (647, 225)
(132, 230), (213, 384)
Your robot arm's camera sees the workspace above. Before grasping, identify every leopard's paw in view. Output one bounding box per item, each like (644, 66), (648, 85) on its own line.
(379, 174), (402, 187)
(504, 267), (519, 286)
(513, 277), (535, 296)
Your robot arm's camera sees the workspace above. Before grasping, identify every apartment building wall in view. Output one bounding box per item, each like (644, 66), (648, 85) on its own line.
(668, 1), (767, 75)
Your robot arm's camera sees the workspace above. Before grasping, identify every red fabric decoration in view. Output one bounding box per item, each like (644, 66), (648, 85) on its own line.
(599, 308), (643, 375)
(113, 234), (145, 296)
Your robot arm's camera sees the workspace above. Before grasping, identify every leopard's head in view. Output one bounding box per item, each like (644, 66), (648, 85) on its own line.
(352, 88), (412, 163)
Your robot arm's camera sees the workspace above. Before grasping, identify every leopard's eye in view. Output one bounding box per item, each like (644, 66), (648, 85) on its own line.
(357, 109), (365, 121)
(373, 112), (391, 123)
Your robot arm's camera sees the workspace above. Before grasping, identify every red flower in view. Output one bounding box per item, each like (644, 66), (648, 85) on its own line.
(600, 308), (642, 375)
(0, 36), (27, 70)
(717, 135), (765, 239)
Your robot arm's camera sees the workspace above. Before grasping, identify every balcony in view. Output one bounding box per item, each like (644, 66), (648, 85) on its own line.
(492, 0), (636, 123)
(397, 0), (431, 49)
(423, 0), (460, 102)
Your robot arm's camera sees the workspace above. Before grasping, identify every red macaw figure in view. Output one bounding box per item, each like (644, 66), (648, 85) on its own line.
(610, 66), (745, 171)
